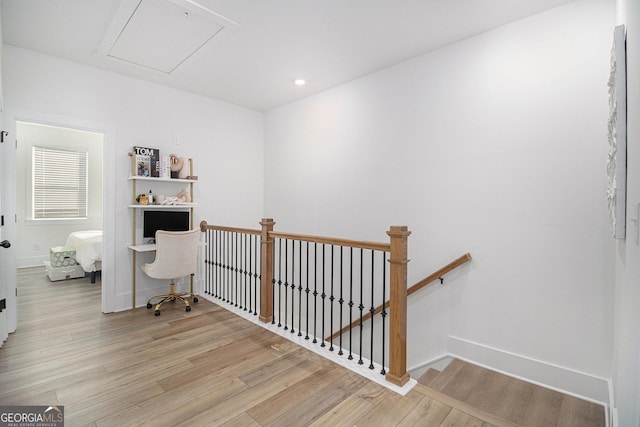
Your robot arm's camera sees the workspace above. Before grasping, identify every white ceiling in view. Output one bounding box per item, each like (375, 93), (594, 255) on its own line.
(1, 0), (576, 111)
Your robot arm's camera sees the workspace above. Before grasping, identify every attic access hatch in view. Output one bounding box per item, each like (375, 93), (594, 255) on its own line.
(98, 0), (238, 74)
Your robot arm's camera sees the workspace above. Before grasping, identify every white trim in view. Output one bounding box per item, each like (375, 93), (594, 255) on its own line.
(16, 256), (48, 269)
(202, 293), (417, 396)
(448, 335), (610, 405)
(608, 379), (616, 427)
(408, 354), (453, 380)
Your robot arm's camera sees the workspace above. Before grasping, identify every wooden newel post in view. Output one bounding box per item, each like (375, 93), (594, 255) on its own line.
(386, 225), (411, 386)
(259, 218), (275, 323)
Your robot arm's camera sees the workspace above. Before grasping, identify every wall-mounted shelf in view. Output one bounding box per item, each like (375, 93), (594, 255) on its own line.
(127, 153), (197, 309)
(128, 203), (197, 209)
(128, 176), (197, 183)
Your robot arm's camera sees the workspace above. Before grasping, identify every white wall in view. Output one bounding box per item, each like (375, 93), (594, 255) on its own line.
(2, 45), (264, 311)
(15, 122), (103, 268)
(265, 0), (615, 400)
(612, 0), (640, 425)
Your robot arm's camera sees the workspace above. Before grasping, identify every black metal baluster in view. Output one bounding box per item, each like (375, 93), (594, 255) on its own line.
(244, 233), (249, 311)
(277, 238), (282, 327)
(218, 229), (223, 300)
(348, 247), (354, 360)
(321, 243), (326, 348)
(213, 230), (217, 298)
(380, 251), (387, 375)
(220, 231), (229, 302)
(292, 240), (297, 334)
(312, 242), (318, 343)
(242, 233), (248, 310)
(232, 232), (236, 304)
(215, 230), (220, 298)
(297, 240), (303, 337)
(224, 230), (229, 301)
(234, 232), (239, 307)
(284, 239), (289, 331)
(224, 230), (228, 301)
(255, 234), (260, 316)
(227, 232), (235, 304)
(248, 233), (253, 314)
(237, 233), (242, 309)
(358, 247), (364, 365)
(227, 231), (232, 303)
(243, 233), (248, 310)
(338, 246), (344, 356)
(329, 245), (335, 352)
(227, 230), (231, 302)
(305, 241), (310, 340)
(271, 236), (277, 324)
(215, 229), (218, 296)
(203, 229), (207, 294)
(229, 231), (233, 303)
(246, 233), (250, 312)
(239, 233), (244, 309)
(210, 229), (214, 296)
(369, 249), (376, 369)
(204, 229), (210, 295)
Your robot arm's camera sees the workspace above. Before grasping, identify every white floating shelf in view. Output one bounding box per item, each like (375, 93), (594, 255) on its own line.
(128, 203), (197, 209)
(128, 175), (197, 183)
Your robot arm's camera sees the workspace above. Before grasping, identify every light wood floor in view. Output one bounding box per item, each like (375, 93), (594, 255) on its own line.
(418, 360), (604, 427)
(0, 267), (604, 427)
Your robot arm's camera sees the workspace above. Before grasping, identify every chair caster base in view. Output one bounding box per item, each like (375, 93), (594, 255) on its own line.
(193, 297), (199, 303)
(186, 306), (191, 312)
(154, 310), (160, 316)
(147, 303), (152, 309)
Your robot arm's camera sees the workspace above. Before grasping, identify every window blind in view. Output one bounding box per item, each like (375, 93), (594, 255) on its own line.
(33, 146), (88, 219)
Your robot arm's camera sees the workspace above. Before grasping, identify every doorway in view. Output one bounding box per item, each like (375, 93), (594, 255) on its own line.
(15, 121), (104, 305)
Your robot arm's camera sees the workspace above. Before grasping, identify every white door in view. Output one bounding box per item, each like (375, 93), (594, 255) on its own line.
(0, 116), (17, 347)
(0, 116), (6, 347)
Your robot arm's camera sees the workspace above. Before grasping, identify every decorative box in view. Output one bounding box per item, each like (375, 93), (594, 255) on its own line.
(49, 246), (78, 268)
(44, 261), (84, 281)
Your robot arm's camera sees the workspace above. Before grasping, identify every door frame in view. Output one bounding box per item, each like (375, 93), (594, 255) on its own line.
(3, 108), (115, 314)
(0, 110), (12, 343)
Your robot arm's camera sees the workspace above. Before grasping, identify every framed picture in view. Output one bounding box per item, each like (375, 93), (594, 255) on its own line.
(607, 24), (627, 239)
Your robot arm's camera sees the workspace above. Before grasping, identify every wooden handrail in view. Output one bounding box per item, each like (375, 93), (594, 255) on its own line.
(327, 253), (472, 341)
(200, 222), (389, 251)
(200, 221), (261, 235)
(269, 231), (390, 252)
(407, 252), (472, 297)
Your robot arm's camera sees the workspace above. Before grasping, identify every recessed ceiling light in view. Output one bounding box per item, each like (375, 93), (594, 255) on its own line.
(293, 79), (306, 86)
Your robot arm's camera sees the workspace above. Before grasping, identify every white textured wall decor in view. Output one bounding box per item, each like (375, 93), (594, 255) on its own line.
(607, 24), (627, 239)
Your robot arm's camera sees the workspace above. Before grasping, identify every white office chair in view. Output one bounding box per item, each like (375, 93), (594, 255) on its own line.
(142, 229), (200, 316)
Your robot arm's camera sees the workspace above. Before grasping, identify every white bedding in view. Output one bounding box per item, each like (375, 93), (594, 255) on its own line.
(65, 230), (102, 272)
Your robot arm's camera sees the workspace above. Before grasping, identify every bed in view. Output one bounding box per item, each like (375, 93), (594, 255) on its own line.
(65, 230), (102, 283)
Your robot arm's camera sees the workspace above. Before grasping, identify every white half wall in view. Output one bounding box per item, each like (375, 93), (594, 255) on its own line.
(2, 45), (264, 312)
(264, 0), (616, 399)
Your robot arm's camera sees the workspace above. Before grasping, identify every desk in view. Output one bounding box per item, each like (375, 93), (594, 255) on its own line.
(128, 244), (156, 252)
(128, 242), (205, 309)
(128, 245), (156, 309)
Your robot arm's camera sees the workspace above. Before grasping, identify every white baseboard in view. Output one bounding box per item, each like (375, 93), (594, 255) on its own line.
(448, 335), (609, 406)
(17, 256), (47, 269)
(202, 293), (417, 396)
(408, 354), (453, 379)
(607, 379), (615, 427)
